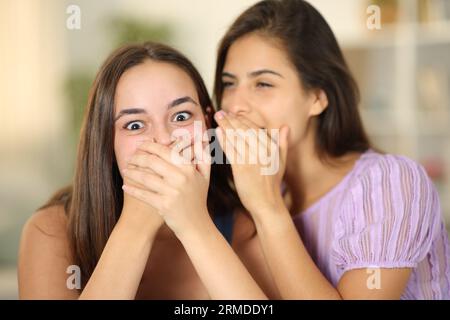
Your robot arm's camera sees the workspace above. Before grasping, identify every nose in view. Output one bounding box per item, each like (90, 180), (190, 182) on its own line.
(150, 124), (173, 146)
(222, 87), (251, 116)
(226, 103), (251, 116)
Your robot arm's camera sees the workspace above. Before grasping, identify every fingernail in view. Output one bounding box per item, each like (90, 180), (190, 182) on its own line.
(215, 111), (225, 120)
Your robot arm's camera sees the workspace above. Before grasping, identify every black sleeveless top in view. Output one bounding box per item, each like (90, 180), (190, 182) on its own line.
(212, 213), (234, 244)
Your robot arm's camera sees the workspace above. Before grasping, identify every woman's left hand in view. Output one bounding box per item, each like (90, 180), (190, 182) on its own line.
(214, 111), (290, 218)
(121, 138), (212, 238)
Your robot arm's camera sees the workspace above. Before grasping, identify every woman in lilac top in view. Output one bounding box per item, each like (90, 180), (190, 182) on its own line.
(213, 0), (450, 299)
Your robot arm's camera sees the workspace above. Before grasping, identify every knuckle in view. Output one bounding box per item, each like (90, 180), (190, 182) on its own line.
(178, 174), (188, 185)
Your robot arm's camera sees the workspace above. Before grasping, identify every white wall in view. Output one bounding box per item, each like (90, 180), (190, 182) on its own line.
(62, 0), (365, 92)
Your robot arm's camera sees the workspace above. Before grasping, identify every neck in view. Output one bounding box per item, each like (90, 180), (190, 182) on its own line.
(284, 130), (325, 213)
(283, 127), (361, 214)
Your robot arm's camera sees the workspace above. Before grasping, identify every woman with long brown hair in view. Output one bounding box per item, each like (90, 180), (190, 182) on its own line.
(212, 0), (450, 299)
(17, 42), (275, 299)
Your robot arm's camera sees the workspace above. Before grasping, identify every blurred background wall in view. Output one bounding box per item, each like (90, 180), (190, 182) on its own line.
(1, 0), (449, 299)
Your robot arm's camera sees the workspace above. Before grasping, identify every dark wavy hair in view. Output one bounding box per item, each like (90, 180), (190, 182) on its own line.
(214, 0), (371, 159)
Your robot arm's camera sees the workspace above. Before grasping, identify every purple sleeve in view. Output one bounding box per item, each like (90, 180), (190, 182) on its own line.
(331, 155), (441, 278)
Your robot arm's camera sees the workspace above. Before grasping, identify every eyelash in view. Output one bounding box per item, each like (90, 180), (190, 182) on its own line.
(171, 111), (193, 122)
(223, 81), (233, 88)
(122, 111), (193, 131)
(222, 81), (273, 89)
(123, 120), (144, 131)
(256, 82), (273, 88)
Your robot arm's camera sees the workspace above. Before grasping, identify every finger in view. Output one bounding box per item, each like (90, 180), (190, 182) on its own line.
(214, 112), (243, 161)
(122, 184), (163, 212)
(122, 174), (150, 191)
(216, 111), (253, 142)
(138, 140), (186, 167)
(214, 110), (235, 131)
(231, 115), (269, 164)
(123, 168), (171, 195)
(278, 126), (290, 173)
(127, 149), (158, 175)
(235, 114), (261, 130)
(128, 153), (184, 185)
(168, 136), (197, 167)
(234, 115), (268, 149)
(232, 114), (278, 154)
(225, 112), (250, 130)
(226, 113), (260, 151)
(173, 136), (195, 164)
(195, 141), (211, 180)
(218, 112), (266, 162)
(180, 145), (196, 163)
(223, 116), (257, 164)
(259, 126), (289, 173)
(215, 126), (239, 165)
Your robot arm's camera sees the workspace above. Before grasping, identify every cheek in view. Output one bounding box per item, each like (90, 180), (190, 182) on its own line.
(284, 101), (310, 143)
(261, 97), (308, 141)
(257, 96), (293, 127)
(171, 117), (207, 143)
(114, 132), (144, 173)
(220, 94), (232, 113)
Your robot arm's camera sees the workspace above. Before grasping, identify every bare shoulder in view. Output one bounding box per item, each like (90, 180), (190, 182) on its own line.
(20, 204), (71, 260)
(18, 205), (78, 299)
(24, 204), (68, 238)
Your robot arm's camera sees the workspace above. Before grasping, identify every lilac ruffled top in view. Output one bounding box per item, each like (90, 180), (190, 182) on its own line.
(292, 149), (450, 299)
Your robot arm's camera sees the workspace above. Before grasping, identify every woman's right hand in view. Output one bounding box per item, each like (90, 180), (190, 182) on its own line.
(121, 138), (212, 240)
(120, 152), (164, 232)
(214, 111), (290, 218)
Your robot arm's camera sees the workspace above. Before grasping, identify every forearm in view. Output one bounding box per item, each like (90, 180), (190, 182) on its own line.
(253, 208), (341, 300)
(79, 210), (160, 299)
(178, 217), (267, 300)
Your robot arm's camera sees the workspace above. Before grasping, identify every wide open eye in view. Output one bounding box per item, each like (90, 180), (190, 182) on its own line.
(172, 111), (192, 122)
(124, 121), (144, 131)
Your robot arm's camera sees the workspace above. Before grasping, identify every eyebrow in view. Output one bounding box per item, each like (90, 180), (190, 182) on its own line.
(167, 96), (199, 109)
(222, 69), (284, 79)
(114, 108), (147, 122)
(114, 96), (199, 122)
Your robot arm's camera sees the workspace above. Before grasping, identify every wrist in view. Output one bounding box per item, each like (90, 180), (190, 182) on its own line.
(119, 205), (163, 239)
(174, 212), (217, 245)
(113, 217), (160, 248)
(251, 202), (291, 229)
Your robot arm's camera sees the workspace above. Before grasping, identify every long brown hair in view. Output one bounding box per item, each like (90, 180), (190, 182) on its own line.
(40, 42), (237, 289)
(214, 0), (371, 159)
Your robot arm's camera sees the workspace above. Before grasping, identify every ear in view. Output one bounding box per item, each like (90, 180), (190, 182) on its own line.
(308, 89), (328, 117)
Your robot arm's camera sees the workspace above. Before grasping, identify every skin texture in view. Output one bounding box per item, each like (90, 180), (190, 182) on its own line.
(17, 35), (412, 300)
(18, 60), (271, 300)
(113, 60), (209, 237)
(113, 61), (205, 172)
(214, 33), (412, 300)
